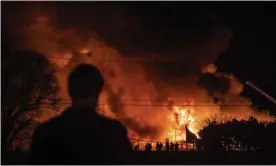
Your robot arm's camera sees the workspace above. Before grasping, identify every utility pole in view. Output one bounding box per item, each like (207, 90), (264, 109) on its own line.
(175, 129), (176, 143)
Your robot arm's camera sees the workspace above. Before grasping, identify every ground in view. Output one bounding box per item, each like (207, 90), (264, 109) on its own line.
(3, 149), (276, 165)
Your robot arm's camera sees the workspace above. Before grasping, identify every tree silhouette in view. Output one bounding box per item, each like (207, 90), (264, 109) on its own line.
(199, 112), (233, 128)
(198, 116), (276, 153)
(2, 49), (60, 152)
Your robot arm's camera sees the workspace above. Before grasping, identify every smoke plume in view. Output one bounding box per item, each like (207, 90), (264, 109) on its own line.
(3, 2), (274, 142)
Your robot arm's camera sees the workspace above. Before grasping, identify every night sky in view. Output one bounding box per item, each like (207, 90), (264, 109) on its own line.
(215, 3), (276, 114)
(2, 2), (276, 115)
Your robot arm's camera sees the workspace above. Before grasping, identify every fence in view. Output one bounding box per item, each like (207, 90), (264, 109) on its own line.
(129, 138), (197, 151)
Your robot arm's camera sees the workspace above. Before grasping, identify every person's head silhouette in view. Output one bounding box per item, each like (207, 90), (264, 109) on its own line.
(68, 64), (104, 109)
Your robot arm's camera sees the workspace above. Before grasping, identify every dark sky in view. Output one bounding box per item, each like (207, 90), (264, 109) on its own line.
(2, 2), (276, 115)
(214, 3), (276, 113)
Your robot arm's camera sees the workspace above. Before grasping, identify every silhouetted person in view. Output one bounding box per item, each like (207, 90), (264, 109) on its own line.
(165, 142), (170, 151)
(148, 143), (152, 151)
(156, 142), (160, 151)
(160, 142), (163, 151)
(29, 64), (133, 164)
(170, 142), (174, 151)
(175, 142), (179, 151)
(145, 143), (149, 151)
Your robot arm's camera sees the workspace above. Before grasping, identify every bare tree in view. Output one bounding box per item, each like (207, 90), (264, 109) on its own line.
(199, 112), (234, 128)
(2, 50), (60, 151)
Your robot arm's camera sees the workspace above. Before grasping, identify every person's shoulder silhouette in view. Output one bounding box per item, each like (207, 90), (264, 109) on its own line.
(29, 64), (133, 165)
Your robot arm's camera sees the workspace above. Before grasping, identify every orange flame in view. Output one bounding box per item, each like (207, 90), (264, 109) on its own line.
(165, 98), (199, 142)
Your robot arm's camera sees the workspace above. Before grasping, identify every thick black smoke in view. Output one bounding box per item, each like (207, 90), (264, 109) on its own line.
(4, 2), (273, 139)
(2, 2), (232, 83)
(197, 73), (230, 100)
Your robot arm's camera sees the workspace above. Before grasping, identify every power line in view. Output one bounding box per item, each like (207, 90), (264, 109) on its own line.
(46, 56), (182, 63)
(28, 97), (253, 107)
(33, 97), (251, 103)
(33, 99), (253, 106)
(100, 104), (251, 106)
(39, 102), (252, 107)
(47, 56), (118, 62)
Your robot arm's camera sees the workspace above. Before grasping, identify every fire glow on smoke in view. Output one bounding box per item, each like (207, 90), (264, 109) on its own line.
(37, 46), (275, 145)
(6, 10), (276, 151)
(98, 96), (200, 143)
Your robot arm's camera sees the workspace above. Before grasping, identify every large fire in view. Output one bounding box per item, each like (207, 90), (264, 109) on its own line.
(96, 95), (200, 145)
(165, 98), (199, 142)
(12, 13), (275, 150)
(167, 106), (199, 141)
(35, 44), (275, 148)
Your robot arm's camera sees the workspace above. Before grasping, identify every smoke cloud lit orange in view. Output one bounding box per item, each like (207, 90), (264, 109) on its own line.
(3, 4), (275, 146)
